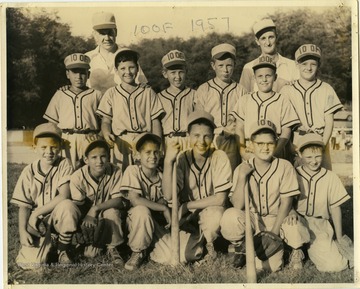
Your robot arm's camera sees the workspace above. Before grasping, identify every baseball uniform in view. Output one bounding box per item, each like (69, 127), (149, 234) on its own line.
(194, 79), (247, 171)
(221, 157), (300, 272)
(293, 166), (350, 271)
(240, 53), (299, 93)
(43, 87), (103, 169)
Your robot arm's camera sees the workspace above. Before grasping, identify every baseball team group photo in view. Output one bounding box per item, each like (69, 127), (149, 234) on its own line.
(4, 2), (356, 286)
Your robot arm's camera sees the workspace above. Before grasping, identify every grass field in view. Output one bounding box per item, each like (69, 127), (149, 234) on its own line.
(5, 161), (355, 285)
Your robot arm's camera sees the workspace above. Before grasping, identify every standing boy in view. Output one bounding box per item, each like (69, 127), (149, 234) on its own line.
(194, 43), (247, 171)
(11, 123), (77, 268)
(220, 120), (301, 272)
(158, 50), (195, 151)
(96, 48), (165, 172)
(280, 44), (343, 169)
(44, 53), (103, 169)
(231, 56), (299, 161)
(119, 133), (171, 270)
(282, 133), (353, 271)
(163, 110), (233, 261)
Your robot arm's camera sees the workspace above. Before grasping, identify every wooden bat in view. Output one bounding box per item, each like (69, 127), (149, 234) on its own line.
(244, 178), (257, 283)
(170, 160), (180, 265)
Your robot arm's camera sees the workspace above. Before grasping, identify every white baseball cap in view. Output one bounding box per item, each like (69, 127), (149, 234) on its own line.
(82, 135), (110, 157)
(161, 50), (186, 68)
(33, 123), (62, 142)
(187, 110), (216, 131)
(295, 44), (321, 62)
(92, 12), (116, 30)
(134, 132), (162, 151)
(113, 47), (140, 66)
(295, 133), (324, 152)
(249, 119), (277, 138)
(253, 18), (276, 38)
(64, 53), (90, 70)
(252, 55), (276, 71)
(211, 43), (236, 59)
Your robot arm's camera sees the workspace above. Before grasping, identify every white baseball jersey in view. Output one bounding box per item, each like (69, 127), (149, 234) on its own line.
(280, 79), (343, 136)
(43, 87), (102, 130)
(86, 45), (147, 95)
(96, 85), (165, 136)
(70, 163), (123, 205)
(230, 92), (300, 139)
(120, 165), (163, 202)
(230, 157), (300, 216)
(240, 53), (299, 93)
(158, 87), (195, 135)
(295, 166), (350, 219)
(194, 79), (246, 131)
(11, 157), (73, 209)
(176, 148), (232, 204)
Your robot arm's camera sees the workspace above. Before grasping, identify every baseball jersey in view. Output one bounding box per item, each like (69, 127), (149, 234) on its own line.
(240, 53), (299, 93)
(176, 148), (232, 204)
(11, 157), (73, 209)
(230, 91), (300, 139)
(280, 79), (343, 136)
(158, 87), (195, 135)
(96, 84), (165, 136)
(230, 157), (300, 216)
(43, 87), (102, 130)
(194, 79), (247, 132)
(86, 45), (147, 95)
(70, 163), (123, 205)
(295, 166), (350, 219)
(120, 165), (163, 202)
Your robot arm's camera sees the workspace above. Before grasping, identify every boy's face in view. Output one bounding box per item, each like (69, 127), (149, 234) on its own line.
(255, 31), (277, 55)
(254, 67), (277, 93)
(162, 68), (186, 89)
(84, 147), (109, 177)
(93, 29), (117, 51)
(300, 147), (323, 172)
(138, 141), (161, 170)
(189, 123), (214, 157)
(116, 61), (138, 84)
(34, 137), (61, 166)
(251, 132), (276, 162)
(298, 59), (318, 82)
(66, 68), (89, 89)
(211, 58), (234, 83)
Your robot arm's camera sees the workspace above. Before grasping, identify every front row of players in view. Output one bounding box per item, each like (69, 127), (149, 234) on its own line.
(12, 112), (353, 274)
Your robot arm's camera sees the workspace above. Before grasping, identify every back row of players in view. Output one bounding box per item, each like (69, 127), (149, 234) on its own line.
(11, 13), (353, 274)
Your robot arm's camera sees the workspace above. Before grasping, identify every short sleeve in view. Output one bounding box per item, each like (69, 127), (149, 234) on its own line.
(212, 151), (232, 193)
(328, 172), (350, 209)
(70, 170), (87, 203)
(43, 91), (61, 123)
(10, 166), (34, 208)
(96, 88), (114, 119)
(109, 166), (124, 199)
(193, 83), (207, 110)
(279, 160), (300, 197)
(324, 85), (343, 115)
(149, 89), (165, 120)
(239, 64), (254, 93)
(119, 166), (142, 195)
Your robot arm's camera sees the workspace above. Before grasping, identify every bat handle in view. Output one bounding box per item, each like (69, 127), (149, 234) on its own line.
(171, 160), (180, 265)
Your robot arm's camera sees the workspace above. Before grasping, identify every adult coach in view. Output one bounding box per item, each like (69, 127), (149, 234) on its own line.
(86, 11), (147, 94)
(239, 18), (299, 93)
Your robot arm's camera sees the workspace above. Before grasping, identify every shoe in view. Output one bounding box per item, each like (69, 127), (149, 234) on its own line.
(289, 249), (304, 270)
(58, 250), (72, 265)
(107, 247), (124, 266)
(125, 251), (145, 271)
(204, 242), (217, 260)
(232, 242), (246, 268)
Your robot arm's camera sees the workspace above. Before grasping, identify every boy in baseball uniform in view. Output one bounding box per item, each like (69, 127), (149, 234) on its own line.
(282, 133), (353, 271)
(68, 135), (130, 265)
(119, 133), (171, 270)
(158, 50), (195, 151)
(231, 56), (300, 162)
(11, 123), (77, 268)
(194, 43), (247, 172)
(97, 48), (165, 172)
(220, 120), (301, 272)
(280, 44), (343, 169)
(44, 53), (103, 169)
(240, 18), (299, 93)
(163, 110), (232, 262)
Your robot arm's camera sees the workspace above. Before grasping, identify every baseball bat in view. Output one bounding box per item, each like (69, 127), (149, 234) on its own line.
(244, 179), (257, 283)
(170, 160), (180, 265)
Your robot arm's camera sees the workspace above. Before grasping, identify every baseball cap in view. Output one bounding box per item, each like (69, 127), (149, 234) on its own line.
(249, 119), (277, 138)
(82, 135), (110, 158)
(187, 110), (216, 131)
(64, 53), (90, 70)
(252, 55), (276, 71)
(295, 44), (321, 62)
(33, 123), (62, 142)
(134, 132), (162, 151)
(92, 12), (117, 30)
(161, 50), (186, 68)
(211, 43), (236, 60)
(253, 18), (276, 38)
(113, 47), (139, 66)
(295, 133), (324, 152)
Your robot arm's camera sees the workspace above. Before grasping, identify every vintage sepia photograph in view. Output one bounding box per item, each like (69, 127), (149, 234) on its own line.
(1, 0), (358, 287)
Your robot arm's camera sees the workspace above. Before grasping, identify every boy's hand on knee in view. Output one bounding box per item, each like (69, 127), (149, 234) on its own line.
(283, 210), (298, 225)
(82, 212), (98, 228)
(163, 207), (171, 229)
(20, 231), (34, 247)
